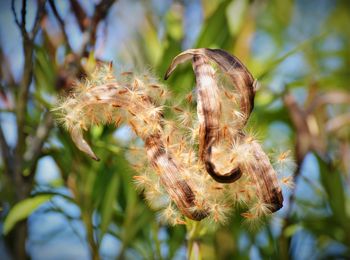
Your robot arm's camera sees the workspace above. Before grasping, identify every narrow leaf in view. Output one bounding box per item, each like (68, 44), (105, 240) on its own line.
(318, 156), (348, 225)
(100, 171), (120, 237)
(3, 195), (52, 235)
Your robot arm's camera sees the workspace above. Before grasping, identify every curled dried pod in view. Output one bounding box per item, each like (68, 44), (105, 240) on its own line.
(165, 48), (257, 126)
(145, 133), (209, 220)
(165, 48), (283, 211)
(165, 48), (255, 183)
(239, 135), (283, 212)
(56, 66), (209, 221)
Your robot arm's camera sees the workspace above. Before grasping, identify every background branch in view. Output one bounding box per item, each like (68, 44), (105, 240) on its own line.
(48, 0), (72, 51)
(14, 0), (46, 181)
(0, 124), (12, 175)
(24, 112), (54, 176)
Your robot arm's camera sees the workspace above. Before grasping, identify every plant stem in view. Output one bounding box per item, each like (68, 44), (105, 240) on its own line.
(187, 221), (202, 260)
(82, 210), (100, 260)
(152, 223), (163, 260)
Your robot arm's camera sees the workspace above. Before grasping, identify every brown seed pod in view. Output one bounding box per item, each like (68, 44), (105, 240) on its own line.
(145, 133), (209, 220)
(165, 48), (255, 182)
(165, 48), (283, 211)
(239, 136), (283, 212)
(59, 78), (209, 221)
(165, 48), (257, 125)
(193, 54), (242, 183)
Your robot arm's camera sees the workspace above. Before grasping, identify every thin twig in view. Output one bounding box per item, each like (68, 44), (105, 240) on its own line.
(79, 0), (117, 54)
(69, 0), (88, 31)
(48, 0), (72, 51)
(12, 0), (29, 42)
(24, 111), (54, 175)
(11, 0), (22, 29)
(31, 0), (46, 37)
(13, 0), (47, 201)
(0, 123), (12, 175)
(48, 200), (86, 245)
(89, 0), (116, 47)
(326, 113), (350, 133)
(21, 0), (27, 29)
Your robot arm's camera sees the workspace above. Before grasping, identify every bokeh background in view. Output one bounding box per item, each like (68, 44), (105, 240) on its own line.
(0, 0), (349, 259)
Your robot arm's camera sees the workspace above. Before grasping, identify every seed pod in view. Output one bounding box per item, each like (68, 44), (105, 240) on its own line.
(165, 48), (256, 125)
(70, 127), (100, 161)
(240, 137), (283, 212)
(145, 134), (209, 220)
(192, 54), (242, 183)
(58, 75), (210, 221)
(165, 48), (254, 182)
(165, 48), (283, 211)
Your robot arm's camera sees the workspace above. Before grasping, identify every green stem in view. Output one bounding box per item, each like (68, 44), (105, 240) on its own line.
(82, 210), (100, 260)
(187, 221), (202, 260)
(152, 223), (163, 260)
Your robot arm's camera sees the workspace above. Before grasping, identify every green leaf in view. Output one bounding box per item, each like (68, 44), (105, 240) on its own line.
(100, 170), (120, 237)
(3, 195), (52, 235)
(138, 15), (163, 67)
(165, 7), (184, 41)
(318, 156), (348, 225)
(226, 0), (249, 35)
(196, 0), (232, 49)
(34, 46), (56, 93)
(284, 224), (301, 237)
